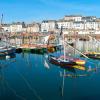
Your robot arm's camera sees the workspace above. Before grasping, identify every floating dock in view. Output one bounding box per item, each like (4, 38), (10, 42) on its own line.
(16, 44), (62, 54)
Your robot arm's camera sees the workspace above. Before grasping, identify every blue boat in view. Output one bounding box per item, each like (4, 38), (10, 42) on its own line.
(0, 47), (16, 56)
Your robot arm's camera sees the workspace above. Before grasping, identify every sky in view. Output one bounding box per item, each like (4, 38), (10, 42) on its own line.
(0, 0), (100, 23)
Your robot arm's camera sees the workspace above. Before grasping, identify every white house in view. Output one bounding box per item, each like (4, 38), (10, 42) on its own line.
(64, 15), (82, 21)
(57, 20), (73, 29)
(2, 24), (11, 32)
(82, 16), (96, 22)
(73, 21), (84, 30)
(84, 21), (99, 30)
(41, 20), (56, 32)
(10, 23), (22, 32)
(57, 20), (99, 30)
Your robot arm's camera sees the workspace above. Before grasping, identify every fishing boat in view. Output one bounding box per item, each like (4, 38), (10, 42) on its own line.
(48, 27), (87, 70)
(48, 55), (86, 70)
(83, 52), (100, 60)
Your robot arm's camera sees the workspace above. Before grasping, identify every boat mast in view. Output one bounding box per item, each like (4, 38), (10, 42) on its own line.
(63, 33), (66, 61)
(61, 26), (66, 61)
(63, 28), (66, 61)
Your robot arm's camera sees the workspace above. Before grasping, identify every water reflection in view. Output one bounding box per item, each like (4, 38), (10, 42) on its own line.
(0, 40), (100, 100)
(0, 52), (99, 100)
(0, 53), (16, 60)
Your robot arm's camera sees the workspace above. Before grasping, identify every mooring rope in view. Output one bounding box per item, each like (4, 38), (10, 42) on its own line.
(3, 79), (27, 100)
(0, 66), (26, 100)
(14, 65), (43, 100)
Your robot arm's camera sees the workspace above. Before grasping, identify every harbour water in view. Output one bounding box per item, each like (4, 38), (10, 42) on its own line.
(0, 41), (100, 100)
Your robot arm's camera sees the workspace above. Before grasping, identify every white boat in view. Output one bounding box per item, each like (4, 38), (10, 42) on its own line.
(0, 41), (16, 56)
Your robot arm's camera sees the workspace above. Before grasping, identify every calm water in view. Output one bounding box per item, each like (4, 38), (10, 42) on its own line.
(0, 41), (100, 100)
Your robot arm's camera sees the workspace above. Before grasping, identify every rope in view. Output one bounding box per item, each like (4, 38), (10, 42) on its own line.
(1, 58), (43, 100)
(0, 65), (26, 100)
(3, 79), (26, 100)
(65, 41), (89, 59)
(14, 65), (43, 100)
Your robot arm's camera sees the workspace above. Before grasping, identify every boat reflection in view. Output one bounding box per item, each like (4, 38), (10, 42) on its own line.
(60, 66), (76, 73)
(0, 53), (16, 60)
(0, 54), (16, 69)
(59, 65), (92, 97)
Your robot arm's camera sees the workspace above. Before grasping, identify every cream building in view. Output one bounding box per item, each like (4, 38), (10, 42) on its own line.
(26, 23), (40, 33)
(10, 23), (22, 32)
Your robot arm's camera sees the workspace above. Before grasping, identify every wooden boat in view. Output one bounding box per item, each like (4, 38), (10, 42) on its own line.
(48, 28), (86, 71)
(48, 55), (86, 70)
(82, 52), (100, 60)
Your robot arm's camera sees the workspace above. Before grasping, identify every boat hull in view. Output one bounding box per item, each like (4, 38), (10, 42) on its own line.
(85, 54), (100, 60)
(81, 52), (100, 60)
